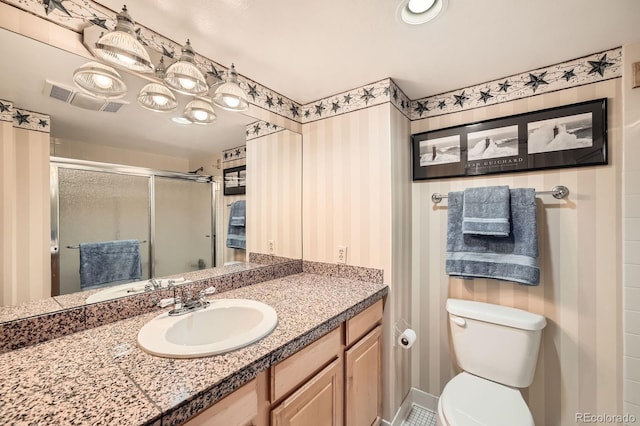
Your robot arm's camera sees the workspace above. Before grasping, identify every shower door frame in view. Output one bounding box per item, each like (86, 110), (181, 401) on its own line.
(50, 157), (216, 296)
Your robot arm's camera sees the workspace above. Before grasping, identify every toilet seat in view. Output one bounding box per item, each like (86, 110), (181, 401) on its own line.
(439, 372), (534, 426)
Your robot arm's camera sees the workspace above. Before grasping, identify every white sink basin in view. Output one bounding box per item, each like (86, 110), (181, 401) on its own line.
(137, 299), (278, 358)
(85, 278), (190, 303)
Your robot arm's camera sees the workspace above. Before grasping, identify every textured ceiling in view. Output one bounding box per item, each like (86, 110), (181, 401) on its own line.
(96, 0), (640, 104)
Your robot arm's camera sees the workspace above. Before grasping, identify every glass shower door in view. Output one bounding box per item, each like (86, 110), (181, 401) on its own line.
(153, 177), (213, 277)
(57, 168), (151, 295)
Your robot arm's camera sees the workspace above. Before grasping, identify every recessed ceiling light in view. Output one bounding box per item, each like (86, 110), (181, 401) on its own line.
(408, 0), (436, 14)
(400, 0), (447, 25)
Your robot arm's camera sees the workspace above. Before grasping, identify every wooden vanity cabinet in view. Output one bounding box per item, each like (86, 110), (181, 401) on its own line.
(269, 300), (383, 426)
(182, 299), (384, 426)
(270, 327), (343, 426)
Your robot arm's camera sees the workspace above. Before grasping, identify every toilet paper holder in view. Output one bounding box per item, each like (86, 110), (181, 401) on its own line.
(394, 318), (412, 347)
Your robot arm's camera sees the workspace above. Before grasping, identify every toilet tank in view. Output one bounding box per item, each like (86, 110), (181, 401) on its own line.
(446, 299), (546, 388)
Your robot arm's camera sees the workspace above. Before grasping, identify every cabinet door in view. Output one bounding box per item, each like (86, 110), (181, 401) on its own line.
(272, 358), (343, 426)
(345, 326), (382, 426)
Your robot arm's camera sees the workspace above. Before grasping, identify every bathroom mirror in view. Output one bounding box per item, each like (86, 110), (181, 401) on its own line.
(0, 26), (302, 319)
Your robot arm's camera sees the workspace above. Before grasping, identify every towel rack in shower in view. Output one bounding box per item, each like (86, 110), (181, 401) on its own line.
(66, 240), (148, 249)
(431, 185), (570, 204)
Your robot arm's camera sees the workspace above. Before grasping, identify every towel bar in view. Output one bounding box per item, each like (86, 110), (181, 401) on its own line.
(66, 240), (148, 249)
(431, 185), (570, 204)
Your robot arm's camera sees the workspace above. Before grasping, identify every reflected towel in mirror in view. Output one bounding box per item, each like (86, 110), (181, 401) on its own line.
(227, 200), (246, 249)
(79, 239), (142, 289)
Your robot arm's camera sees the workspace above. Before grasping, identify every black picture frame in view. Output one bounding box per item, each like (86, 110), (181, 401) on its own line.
(223, 165), (246, 195)
(412, 98), (608, 181)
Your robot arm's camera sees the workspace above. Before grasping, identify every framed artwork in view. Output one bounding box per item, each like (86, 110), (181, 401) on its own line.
(223, 165), (246, 195)
(412, 98), (608, 180)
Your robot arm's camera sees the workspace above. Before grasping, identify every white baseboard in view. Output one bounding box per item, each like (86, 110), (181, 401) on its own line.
(387, 387), (439, 426)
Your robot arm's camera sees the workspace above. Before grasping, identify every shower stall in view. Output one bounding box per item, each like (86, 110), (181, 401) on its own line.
(50, 158), (217, 296)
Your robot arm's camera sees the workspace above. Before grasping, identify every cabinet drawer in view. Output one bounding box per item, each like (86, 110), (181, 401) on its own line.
(345, 299), (383, 347)
(271, 327), (342, 403)
(183, 377), (257, 426)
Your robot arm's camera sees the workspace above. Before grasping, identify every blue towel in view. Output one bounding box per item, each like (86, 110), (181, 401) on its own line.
(462, 186), (511, 237)
(446, 189), (540, 285)
(79, 239), (142, 289)
(227, 200), (246, 250)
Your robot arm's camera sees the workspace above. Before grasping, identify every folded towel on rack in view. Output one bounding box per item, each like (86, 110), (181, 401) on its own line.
(79, 239), (142, 289)
(462, 186), (511, 237)
(446, 188), (539, 285)
(227, 200), (246, 250)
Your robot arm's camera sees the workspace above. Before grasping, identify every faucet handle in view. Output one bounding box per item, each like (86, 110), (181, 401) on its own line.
(158, 297), (176, 308)
(200, 286), (216, 297)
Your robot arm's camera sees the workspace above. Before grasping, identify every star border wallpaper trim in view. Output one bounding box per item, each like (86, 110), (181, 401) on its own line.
(246, 120), (285, 141)
(1, 0), (623, 125)
(408, 48), (622, 120)
(0, 99), (51, 133)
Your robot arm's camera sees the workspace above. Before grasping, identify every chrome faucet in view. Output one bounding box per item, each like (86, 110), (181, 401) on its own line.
(168, 286), (216, 316)
(144, 278), (162, 292)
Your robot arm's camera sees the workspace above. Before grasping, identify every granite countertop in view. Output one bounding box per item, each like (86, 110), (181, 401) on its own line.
(0, 272), (388, 425)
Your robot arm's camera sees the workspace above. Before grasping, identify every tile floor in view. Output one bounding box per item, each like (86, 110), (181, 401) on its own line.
(401, 404), (438, 426)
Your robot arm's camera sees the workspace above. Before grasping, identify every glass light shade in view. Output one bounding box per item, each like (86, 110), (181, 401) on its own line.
(164, 40), (208, 95)
(184, 98), (216, 124)
(212, 64), (249, 112)
(137, 83), (178, 112)
(73, 61), (127, 99)
(93, 6), (154, 73)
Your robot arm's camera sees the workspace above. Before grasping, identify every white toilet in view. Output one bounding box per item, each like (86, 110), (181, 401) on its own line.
(437, 299), (547, 426)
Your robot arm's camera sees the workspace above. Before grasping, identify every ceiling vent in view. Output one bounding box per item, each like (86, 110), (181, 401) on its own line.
(43, 80), (128, 112)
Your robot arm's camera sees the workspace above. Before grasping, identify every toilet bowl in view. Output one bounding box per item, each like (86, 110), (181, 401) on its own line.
(437, 299), (546, 426)
(437, 372), (534, 426)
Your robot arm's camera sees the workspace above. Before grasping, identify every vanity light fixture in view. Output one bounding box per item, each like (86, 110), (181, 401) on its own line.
(400, 0), (447, 25)
(212, 63), (249, 112)
(184, 97), (217, 124)
(137, 57), (178, 112)
(164, 40), (209, 95)
(72, 61), (127, 99)
(93, 5), (154, 73)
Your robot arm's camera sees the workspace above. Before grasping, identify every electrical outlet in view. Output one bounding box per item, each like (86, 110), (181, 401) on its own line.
(268, 240), (276, 254)
(336, 246), (347, 264)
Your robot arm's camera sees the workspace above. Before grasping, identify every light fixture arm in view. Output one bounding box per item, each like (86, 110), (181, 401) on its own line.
(113, 5), (136, 35)
(179, 40), (198, 64)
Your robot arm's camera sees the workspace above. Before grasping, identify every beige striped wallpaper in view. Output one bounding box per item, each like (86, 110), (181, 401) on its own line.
(51, 137), (190, 172)
(0, 123), (50, 305)
(410, 79), (623, 425)
(303, 104), (393, 271)
(247, 130), (302, 259)
(388, 105), (413, 416)
(302, 103), (413, 418)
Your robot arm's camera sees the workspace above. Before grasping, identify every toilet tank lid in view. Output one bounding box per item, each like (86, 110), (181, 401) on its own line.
(446, 299), (546, 331)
